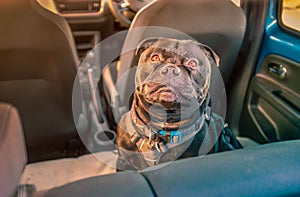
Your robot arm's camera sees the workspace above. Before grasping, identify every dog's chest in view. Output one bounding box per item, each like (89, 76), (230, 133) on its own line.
(117, 111), (206, 167)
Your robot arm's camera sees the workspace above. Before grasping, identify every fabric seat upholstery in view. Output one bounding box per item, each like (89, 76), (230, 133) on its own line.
(0, 103), (27, 197)
(0, 0), (79, 148)
(112, 0), (246, 113)
(118, 0), (246, 84)
(42, 140), (300, 197)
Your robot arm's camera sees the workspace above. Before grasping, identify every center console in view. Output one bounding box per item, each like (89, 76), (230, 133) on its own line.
(73, 31), (100, 60)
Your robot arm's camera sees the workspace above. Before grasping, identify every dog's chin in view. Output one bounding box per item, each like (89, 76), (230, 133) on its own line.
(138, 83), (199, 109)
(145, 94), (179, 109)
(140, 84), (178, 107)
(148, 88), (178, 103)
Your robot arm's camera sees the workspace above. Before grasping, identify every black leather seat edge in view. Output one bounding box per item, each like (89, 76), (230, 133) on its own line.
(44, 140), (300, 197)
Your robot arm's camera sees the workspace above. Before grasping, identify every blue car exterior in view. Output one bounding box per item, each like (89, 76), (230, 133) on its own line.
(257, 0), (300, 72)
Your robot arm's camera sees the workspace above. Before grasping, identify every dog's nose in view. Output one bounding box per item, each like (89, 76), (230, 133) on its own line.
(160, 65), (182, 76)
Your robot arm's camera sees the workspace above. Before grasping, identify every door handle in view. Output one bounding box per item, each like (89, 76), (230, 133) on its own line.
(268, 63), (287, 79)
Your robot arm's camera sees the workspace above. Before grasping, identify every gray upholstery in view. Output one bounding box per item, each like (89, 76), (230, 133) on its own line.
(114, 0), (246, 111)
(118, 0), (246, 84)
(143, 140), (300, 196)
(0, 103), (27, 197)
(44, 171), (154, 197)
(0, 0), (79, 147)
(43, 140), (300, 196)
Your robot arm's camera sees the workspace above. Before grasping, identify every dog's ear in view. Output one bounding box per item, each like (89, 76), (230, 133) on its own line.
(135, 37), (160, 56)
(198, 44), (220, 67)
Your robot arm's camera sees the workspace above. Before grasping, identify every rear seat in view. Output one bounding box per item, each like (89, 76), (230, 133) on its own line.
(0, 102), (118, 196)
(20, 151), (117, 192)
(0, 102), (117, 196)
(44, 140), (300, 197)
(0, 103), (27, 197)
(1, 101), (300, 196)
(44, 171), (154, 197)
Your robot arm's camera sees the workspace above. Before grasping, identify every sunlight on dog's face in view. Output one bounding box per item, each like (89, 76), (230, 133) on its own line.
(135, 38), (214, 109)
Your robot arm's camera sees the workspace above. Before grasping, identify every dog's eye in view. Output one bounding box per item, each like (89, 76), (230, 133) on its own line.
(150, 54), (161, 63)
(186, 59), (198, 67)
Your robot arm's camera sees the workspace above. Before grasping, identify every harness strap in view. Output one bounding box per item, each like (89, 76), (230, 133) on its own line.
(119, 94), (212, 166)
(129, 113), (205, 164)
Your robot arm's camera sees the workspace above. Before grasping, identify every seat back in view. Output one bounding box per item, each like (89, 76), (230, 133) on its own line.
(111, 0), (246, 117)
(0, 103), (27, 197)
(0, 0), (79, 148)
(119, 0), (246, 83)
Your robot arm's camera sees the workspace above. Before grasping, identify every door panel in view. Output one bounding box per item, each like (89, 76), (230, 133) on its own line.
(239, 0), (300, 143)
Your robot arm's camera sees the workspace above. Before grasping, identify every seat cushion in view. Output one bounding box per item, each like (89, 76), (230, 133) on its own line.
(0, 103), (27, 197)
(20, 151), (117, 191)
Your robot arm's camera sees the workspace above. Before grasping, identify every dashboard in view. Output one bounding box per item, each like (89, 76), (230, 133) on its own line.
(37, 0), (107, 18)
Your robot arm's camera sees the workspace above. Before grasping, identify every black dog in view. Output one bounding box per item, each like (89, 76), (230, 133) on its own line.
(116, 37), (242, 171)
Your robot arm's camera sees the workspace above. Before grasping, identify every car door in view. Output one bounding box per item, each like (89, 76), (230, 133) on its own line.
(239, 0), (300, 143)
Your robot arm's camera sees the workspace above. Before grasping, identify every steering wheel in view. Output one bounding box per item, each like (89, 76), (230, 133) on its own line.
(107, 0), (154, 28)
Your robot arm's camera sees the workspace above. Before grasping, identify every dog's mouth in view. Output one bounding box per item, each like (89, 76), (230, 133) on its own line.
(137, 82), (200, 110)
(134, 82), (202, 129)
(141, 82), (179, 104)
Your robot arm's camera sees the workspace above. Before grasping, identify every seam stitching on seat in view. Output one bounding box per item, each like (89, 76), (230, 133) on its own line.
(140, 173), (158, 197)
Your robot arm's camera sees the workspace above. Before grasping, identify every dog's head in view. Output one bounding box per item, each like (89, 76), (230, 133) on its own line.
(134, 37), (219, 111)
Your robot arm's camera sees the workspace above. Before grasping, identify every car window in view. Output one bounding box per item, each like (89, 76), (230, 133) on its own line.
(280, 0), (300, 33)
(231, 0), (241, 7)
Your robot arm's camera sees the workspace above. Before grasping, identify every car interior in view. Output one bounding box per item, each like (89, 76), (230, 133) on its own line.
(0, 0), (300, 196)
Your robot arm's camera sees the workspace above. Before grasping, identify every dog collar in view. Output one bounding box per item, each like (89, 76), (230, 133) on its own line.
(120, 94), (211, 166)
(130, 95), (211, 143)
(130, 113), (205, 166)
(126, 107), (206, 162)
(131, 106), (205, 141)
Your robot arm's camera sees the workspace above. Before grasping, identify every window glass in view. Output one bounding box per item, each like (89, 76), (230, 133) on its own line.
(281, 0), (300, 33)
(231, 0), (240, 7)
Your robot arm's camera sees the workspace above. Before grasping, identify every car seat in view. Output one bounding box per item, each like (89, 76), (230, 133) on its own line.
(0, 103), (27, 197)
(0, 0), (80, 151)
(101, 0), (246, 127)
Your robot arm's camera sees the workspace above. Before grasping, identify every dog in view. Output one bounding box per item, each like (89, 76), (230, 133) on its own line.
(116, 37), (242, 171)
